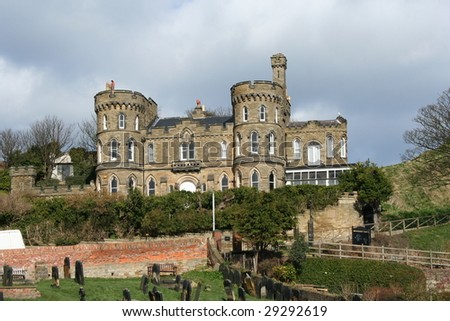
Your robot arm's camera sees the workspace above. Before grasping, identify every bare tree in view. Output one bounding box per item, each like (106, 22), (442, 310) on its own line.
(403, 88), (450, 187)
(77, 113), (97, 151)
(24, 115), (75, 179)
(0, 128), (24, 167)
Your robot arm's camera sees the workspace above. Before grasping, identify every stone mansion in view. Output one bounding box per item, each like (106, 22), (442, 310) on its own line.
(95, 53), (349, 195)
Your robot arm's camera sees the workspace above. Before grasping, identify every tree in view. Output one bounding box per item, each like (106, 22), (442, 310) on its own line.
(403, 88), (450, 187)
(24, 116), (74, 179)
(339, 160), (393, 225)
(0, 129), (24, 167)
(77, 113), (97, 152)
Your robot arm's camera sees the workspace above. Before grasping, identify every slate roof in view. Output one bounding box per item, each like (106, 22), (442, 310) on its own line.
(151, 115), (234, 130)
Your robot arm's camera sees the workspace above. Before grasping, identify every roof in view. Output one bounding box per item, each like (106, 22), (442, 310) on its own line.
(288, 115), (347, 129)
(151, 115), (234, 130)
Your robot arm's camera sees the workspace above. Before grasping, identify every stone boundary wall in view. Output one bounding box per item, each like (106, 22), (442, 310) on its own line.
(0, 234), (210, 281)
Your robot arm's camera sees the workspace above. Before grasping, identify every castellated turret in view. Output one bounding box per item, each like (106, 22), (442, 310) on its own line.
(94, 89), (158, 193)
(230, 54), (291, 191)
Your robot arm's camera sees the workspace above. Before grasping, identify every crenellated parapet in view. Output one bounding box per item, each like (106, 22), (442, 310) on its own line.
(9, 166), (37, 177)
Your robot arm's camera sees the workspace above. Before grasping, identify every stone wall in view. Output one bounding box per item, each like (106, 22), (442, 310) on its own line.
(0, 234), (209, 281)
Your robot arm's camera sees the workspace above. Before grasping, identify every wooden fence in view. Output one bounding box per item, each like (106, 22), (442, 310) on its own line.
(309, 242), (450, 269)
(377, 214), (450, 235)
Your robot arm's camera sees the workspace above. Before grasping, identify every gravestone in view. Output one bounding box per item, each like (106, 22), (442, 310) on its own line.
(154, 291), (164, 301)
(282, 285), (293, 301)
(232, 269), (241, 286)
(174, 275), (182, 292)
(292, 288), (300, 301)
(79, 287), (86, 301)
(194, 281), (203, 301)
(266, 278), (274, 300)
(148, 291), (155, 301)
(274, 282), (283, 300)
(3, 265), (13, 287)
(51, 266), (60, 288)
(75, 260), (85, 285)
(181, 279), (192, 301)
(242, 273), (256, 296)
(123, 288), (131, 301)
(151, 264), (160, 285)
(140, 274), (149, 294)
(238, 287), (246, 301)
(63, 257), (71, 278)
(0, 291), (3, 301)
(223, 279), (235, 301)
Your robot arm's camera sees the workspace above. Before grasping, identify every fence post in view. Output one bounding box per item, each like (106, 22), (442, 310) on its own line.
(361, 244), (364, 259)
(382, 246), (385, 262)
(339, 243), (342, 259)
(319, 242), (322, 257)
(430, 250), (433, 269)
(389, 222), (393, 236)
(402, 220), (406, 233)
(406, 248), (409, 265)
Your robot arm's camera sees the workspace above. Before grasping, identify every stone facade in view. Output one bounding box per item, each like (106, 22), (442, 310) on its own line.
(95, 53), (350, 195)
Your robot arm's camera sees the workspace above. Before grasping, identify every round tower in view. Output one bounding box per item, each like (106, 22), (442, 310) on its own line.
(94, 87), (158, 194)
(231, 54), (290, 191)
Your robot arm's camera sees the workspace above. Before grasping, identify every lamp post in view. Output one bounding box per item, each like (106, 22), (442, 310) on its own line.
(212, 190), (216, 231)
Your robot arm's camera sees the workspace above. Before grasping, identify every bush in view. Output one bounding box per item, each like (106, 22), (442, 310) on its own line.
(272, 263), (297, 283)
(288, 232), (308, 274)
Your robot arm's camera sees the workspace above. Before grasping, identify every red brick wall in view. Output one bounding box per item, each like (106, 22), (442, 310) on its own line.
(0, 234), (210, 280)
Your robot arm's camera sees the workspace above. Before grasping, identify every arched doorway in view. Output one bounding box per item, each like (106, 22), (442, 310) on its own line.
(179, 181), (196, 192)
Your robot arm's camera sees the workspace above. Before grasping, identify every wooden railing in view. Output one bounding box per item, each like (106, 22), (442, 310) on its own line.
(309, 242), (450, 269)
(378, 214), (450, 235)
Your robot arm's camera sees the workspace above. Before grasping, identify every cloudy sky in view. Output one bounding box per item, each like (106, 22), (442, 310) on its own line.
(1, 0), (449, 166)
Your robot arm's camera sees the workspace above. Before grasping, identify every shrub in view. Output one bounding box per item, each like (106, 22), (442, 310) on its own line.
(272, 263), (297, 283)
(288, 232), (308, 274)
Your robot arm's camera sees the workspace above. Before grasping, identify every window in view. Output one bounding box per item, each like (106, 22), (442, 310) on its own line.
(103, 115), (108, 130)
(128, 177), (135, 190)
(293, 139), (301, 160)
(118, 113), (125, 129)
(243, 106), (248, 122)
(326, 135), (334, 158)
(275, 107), (279, 123)
(221, 141), (227, 159)
(135, 116), (139, 131)
(148, 143), (154, 162)
(269, 172), (276, 190)
(110, 177), (118, 193)
(251, 132), (259, 154)
(180, 141), (195, 160)
(251, 170), (259, 189)
(221, 175), (229, 191)
(110, 139), (118, 161)
(308, 142), (321, 166)
(268, 132), (275, 155)
(260, 105), (266, 121)
(128, 139), (134, 161)
(235, 134), (241, 156)
(148, 178), (156, 195)
(97, 141), (102, 163)
(340, 137), (347, 158)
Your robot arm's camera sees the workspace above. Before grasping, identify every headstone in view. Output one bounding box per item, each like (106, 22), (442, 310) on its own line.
(3, 265), (13, 286)
(194, 281), (203, 301)
(232, 269), (241, 286)
(75, 260), (85, 285)
(151, 264), (160, 285)
(174, 275), (182, 292)
(154, 291), (164, 301)
(123, 288), (131, 301)
(282, 285), (293, 301)
(79, 287), (86, 301)
(51, 266), (60, 288)
(63, 257), (71, 278)
(243, 273), (256, 296)
(266, 278), (274, 299)
(0, 291), (3, 301)
(223, 279), (235, 301)
(148, 291), (155, 301)
(140, 274), (149, 294)
(292, 289), (300, 301)
(181, 279), (192, 301)
(260, 285), (267, 298)
(238, 287), (246, 301)
(274, 282), (283, 300)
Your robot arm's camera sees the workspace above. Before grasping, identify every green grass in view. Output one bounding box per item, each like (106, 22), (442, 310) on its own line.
(32, 269), (248, 301)
(403, 223), (450, 252)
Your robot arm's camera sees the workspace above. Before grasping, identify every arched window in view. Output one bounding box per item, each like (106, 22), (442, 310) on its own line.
(268, 132), (275, 155)
(128, 139), (135, 161)
(148, 143), (154, 162)
(128, 176), (136, 190)
(135, 116), (139, 131)
(236, 133), (241, 156)
(260, 105), (266, 121)
(118, 113), (125, 129)
(327, 135), (334, 158)
(269, 172), (276, 190)
(243, 106), (248, 122)
(97, 141), (102, 163)
(110, 139), (118, 161)
(103, 115), (108, 130)
(308, 141), (321, 166)
(221, 175), (229, 191)
(275, 107), (279, 124)
(221, 141), (227, 159)
(251, 170), (259, 189)
(251, 131), (259, 154)
(340, 137), (347, 158)
(293, 139), (301, 160)
(148, 178), (156, 195)
(110, 176), (118, 193)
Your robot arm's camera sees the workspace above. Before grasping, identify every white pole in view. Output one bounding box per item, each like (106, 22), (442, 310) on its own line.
(212, 191), (216, 231)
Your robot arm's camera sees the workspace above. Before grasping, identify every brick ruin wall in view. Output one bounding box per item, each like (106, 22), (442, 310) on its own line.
(0, 234), (210, 281)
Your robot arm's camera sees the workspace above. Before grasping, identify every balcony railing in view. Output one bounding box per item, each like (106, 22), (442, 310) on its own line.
(171, 160), (202, 172)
